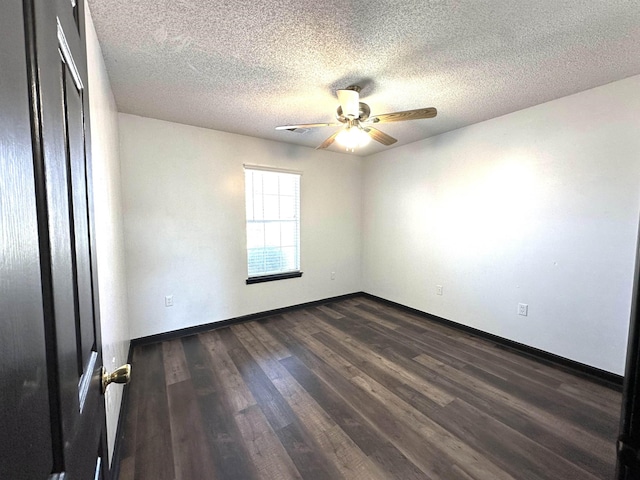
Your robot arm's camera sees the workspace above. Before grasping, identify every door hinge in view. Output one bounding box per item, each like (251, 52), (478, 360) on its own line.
(618, 437), (640, 467)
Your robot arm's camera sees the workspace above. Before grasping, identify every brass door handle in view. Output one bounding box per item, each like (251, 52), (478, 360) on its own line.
(101, 364), (131, 394)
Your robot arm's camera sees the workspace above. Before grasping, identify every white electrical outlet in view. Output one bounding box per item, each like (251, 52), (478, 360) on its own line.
(518, 303), (528, 316)
(165, 295), (174, 307)
(436, 285), (443, 295)
(331, 271), (336, 280)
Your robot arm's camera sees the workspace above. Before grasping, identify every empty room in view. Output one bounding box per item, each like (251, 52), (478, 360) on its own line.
(2, 1), (640, 479)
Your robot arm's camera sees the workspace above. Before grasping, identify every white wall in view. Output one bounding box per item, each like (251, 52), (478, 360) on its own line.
(119, 114), (362, 339)
(86, 5), (130, 466)
(363, 76), (640, 375)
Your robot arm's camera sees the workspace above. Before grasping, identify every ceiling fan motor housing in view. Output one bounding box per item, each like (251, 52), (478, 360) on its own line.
(336, 102), (371, 123)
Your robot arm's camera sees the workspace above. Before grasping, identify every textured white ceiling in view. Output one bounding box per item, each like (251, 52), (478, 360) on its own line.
(87, 0), (640, 156)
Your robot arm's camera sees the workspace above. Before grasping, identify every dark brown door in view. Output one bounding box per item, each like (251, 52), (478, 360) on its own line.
(1, 0), (107, 478)
(616, 227), (640, 478)
(0, 1), (53, 478)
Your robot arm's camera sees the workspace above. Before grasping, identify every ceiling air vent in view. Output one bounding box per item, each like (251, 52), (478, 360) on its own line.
(285, 128), (310, 134)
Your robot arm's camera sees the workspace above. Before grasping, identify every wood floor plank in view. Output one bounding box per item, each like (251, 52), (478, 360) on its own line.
(311, 329), (444, 413)
(119, 296), (621, 480)
(428, 397), (602, 480)
(280, 354), (431, 480)
(230, 324), (288, 381)
(320, 301), (618, 477)
(181, 334), (258, 480)
(341, 301), (545, 384)
(558, 381), (623, 413)
(162, 339), (191, 385)
(413, 353), (615, 467)
(349, 374), (517, 480)
(309, 313), (456, 407)
(355, 302), (609, 408)
(271, 315), (497, 480)
(286, 304), (618, 479)
(316, 304), (345, 319)
(231, 323), (390, 480)
(351, 301), (619, 435)
(311, 304), (428, 362)
(355, 299), (614, 396)
(463, 363), (618, 438)
(199, 330), (256, 413)
(166, 379), (217, 480)
(118, 457), (134, 480)
(266, 318), (455, 479)
(387, 345), (615, 478)
(279, 313), (361, 379)
(244, 320), (292, 360)
(216, 327), (343, 480)
(234, 404), (303, 480)
(280, 310), (324, 335)
(133, 343), (175, 480)
(341, 303), (470, 370)
(218, 327), (296, 430)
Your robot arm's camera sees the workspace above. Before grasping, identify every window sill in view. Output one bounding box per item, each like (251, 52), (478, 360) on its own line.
(246, 271), (303, 284)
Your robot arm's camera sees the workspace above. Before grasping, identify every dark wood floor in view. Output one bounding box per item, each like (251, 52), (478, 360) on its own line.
(117, 296), (622, 480)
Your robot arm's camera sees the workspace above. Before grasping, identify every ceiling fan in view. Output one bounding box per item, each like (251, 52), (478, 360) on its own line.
(275, 85), (437, 151)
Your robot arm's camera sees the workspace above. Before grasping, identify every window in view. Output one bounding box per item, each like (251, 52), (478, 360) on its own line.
(244, 166), (302, 283)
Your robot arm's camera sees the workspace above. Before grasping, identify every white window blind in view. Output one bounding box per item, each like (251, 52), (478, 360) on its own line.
(244, 167), (300, 278)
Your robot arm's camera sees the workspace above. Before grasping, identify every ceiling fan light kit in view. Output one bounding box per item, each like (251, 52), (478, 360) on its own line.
(336, 125), (371, 151)
(276, 84), (437, 152)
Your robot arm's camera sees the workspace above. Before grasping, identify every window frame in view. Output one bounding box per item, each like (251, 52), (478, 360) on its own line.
(243, 165), (303, 284)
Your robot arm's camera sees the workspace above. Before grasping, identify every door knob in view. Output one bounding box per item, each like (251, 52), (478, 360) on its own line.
(101, 364), (131, 394)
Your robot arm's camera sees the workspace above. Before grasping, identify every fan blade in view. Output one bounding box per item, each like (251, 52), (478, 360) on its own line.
(364, 127), (397, 146)
(316, 131), (341, 150)
(276, 123), (341, 130)
(370, 107), (437, 123)
(337, 89), (360, 118)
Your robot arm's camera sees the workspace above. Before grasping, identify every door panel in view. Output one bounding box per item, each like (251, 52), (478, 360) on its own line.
(1, 0), (106, 477)
(0, 1), (53, 478)
(63, 56), (95, 381)
(24, 0), (107, 477)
